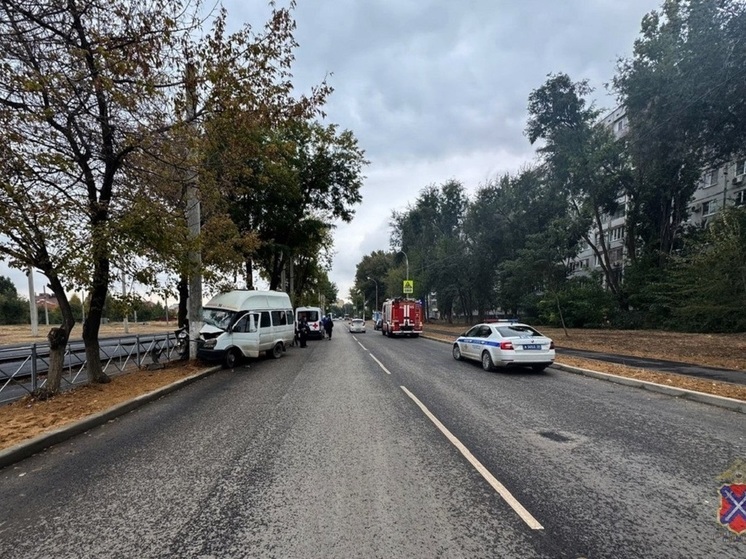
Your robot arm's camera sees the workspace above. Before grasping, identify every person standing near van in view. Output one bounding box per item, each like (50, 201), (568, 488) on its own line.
(324, 314), (334, 340)
(319, 314), (327, 339)
(298, 315), (309, 348)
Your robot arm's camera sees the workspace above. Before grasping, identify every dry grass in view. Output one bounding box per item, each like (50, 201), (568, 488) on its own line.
(0, 321), (177, 346)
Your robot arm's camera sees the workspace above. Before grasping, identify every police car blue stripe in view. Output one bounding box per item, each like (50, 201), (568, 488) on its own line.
(458, 337), (501, 347)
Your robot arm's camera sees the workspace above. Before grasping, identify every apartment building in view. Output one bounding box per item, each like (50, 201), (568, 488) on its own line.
(571, 106), (746, 278)
(690, 157), (746, 227)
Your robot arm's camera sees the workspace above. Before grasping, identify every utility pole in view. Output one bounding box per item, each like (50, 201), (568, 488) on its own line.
(121, 269), (129, 334)
(723, 164), (729, 210)
(398, 250), (409, 281)
(27, 268), (38, 336)
(42, 284), (49, 326)
(367, 276), (378, 313)
(289, 260), (295, 303)
(185, 59), (202, 359)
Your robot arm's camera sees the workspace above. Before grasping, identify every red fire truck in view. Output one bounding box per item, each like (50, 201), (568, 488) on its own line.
(381, 298), (423, 338)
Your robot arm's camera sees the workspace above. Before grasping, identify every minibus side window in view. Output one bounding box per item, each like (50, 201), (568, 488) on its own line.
(271, 310), (286, 325)
(260, 311), (271, 328)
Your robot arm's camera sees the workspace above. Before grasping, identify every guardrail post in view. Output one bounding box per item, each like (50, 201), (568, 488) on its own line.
(31, 343), (38, 392)
(136, 334), (141, 368)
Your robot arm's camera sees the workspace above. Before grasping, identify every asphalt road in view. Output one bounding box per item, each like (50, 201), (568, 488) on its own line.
(0, 328), (744, 558)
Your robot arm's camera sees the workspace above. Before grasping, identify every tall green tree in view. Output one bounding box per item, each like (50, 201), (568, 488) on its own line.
(0, 0), (202, 393)
(0, 0), (326, 395)
(613, 0), (746, 267)
(465, 169), (561, 319)
(390, 180), (468, 321)
(526, 73), (632, 309)
(663, 207), (746, 332)
(204, 114), (366, 293)
(354, 250), (394, 311)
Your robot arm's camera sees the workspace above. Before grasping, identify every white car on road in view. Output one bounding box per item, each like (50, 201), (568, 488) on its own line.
(348, 319), (366, 333)
(452, 322), (555, 372)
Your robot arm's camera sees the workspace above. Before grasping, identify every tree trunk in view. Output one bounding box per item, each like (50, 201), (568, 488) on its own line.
(555, 290), (569, 337)
(178, 274), (189, 328)
(245, 257), (254, 289)
(36, 275), (76, 398)
(267, 251), (286, 291)
(82, 257), (111, 384)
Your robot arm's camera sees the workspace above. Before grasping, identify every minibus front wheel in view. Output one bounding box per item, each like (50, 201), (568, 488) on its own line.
(223, 348), (242, 369)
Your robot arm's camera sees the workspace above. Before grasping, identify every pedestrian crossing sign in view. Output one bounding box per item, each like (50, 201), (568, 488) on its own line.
(403, 280), (414, 293)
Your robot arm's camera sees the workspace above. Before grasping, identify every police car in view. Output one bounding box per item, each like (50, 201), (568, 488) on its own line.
(452, 321), (555, 372)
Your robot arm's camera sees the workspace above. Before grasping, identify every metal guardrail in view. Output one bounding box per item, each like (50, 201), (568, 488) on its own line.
(0, 332), (183, 405)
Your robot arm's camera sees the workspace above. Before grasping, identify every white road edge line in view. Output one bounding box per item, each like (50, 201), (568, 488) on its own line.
(369, 354), (392, 375)
(400, 385), (544, 531)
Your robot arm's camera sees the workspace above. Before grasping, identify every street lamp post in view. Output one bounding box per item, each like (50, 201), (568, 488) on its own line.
(397, 250), (409, 281)
(367, 276), (378, 312)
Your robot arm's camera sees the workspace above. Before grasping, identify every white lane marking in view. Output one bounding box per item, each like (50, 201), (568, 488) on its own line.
(369, 354), (392, 375)
(400, 385), (544, 531)
(357, 341), (367, 351)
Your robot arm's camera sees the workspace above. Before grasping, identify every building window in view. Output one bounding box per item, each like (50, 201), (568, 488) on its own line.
(734, 190), (746, 207)
(702, 199), (719, 216)
(703, 169), (718, 188)
(736, 159), (746, 177)
(607, 226), (625, 242)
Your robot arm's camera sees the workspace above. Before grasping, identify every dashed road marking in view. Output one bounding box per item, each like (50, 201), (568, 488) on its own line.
(370, 354), (392, 375)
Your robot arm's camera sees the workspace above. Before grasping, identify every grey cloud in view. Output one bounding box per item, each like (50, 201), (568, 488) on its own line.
(1, 0), (665, 302)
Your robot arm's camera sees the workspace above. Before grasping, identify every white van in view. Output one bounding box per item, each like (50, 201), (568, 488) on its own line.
(197, 290), (295, 368)
(295, 306), (324, 339)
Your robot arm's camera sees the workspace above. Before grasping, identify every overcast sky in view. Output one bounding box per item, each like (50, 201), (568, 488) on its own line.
(236, 0), (663, 302)
(2, 0), (663, 304)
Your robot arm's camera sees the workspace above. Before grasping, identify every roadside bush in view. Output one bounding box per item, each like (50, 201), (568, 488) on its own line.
(538, 280), (618, 328)
(0, 294), (27, 324)
(0, 276), (27, 324)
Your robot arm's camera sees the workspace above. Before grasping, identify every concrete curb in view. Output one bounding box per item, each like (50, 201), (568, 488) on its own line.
(422, 334), (746, 414)
(551, 363), (746, 414)
(0, 365), (223, 470)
